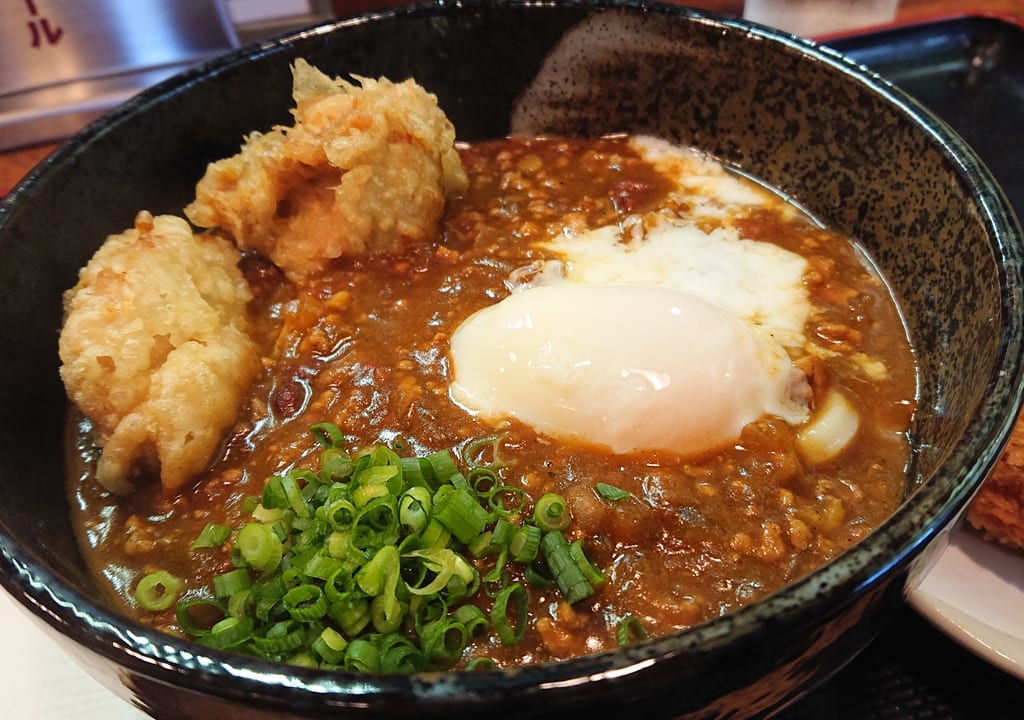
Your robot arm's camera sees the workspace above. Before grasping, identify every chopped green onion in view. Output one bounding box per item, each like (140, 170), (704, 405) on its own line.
(352, 480), (391, 507)
(569, 539), (605, 586)
(616, 616), (649, 646)
(236, 522), (283, 574)
(329, 594), (371, 637)
(169, 423), (611, 670)
(489, 485), (526, 516)
(420, 519), (452, 549)
(311, 626), (348, 664)
(412, 593), (448, 635)
(282, 584), (328, 622)
(380, 635), (427, 672)
(190, 522), (232, 550)
(310, 422), (345, 448)
(523, 561), (555, 589)
(462, 434), (508, 470)
(533, 492), (571, 532)
(251, 620), (307, 656)
(491, 582), (528, 645)
(467, 466), (499, 496)
(261, 476), (289, 510)
(227, 588), (252, 619)
(213, 568), (252, 599)
(491, 517), (516, 547)
(595, 482), (631, 501)
(176, 599), (225, 635)
(135, 571), (184, 612)
(426, 449), (460, 483)
(289, 652), (319, 668)
(320, 449), (354, 482)
(281, 474), (311, 518)
(398, 456), (429, 486)
(421, 618), (467, 665)
(240, 495), (261, 515)
(465, 657), (497, 671)
(452, 604), (490, 640)
(371, 593), (406, 634)
(202, 616), (254, 650)
(433, 486), (489, 543)
(358, 464), (401, 495)
(356, 544), (399, 596)
(467, 530), (496, 558)
(402, 548), (458, 596)
(323, 497), (358, 530)
(399, 486), (432, 534)
(509, 524), (541, 563)
(344, 638), (381, 672)
(302, 553), (345, 581)
(540, 531), (594, 604)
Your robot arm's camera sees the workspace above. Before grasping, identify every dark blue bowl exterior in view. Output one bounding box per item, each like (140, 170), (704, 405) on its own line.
(2, 2), (1022, 718)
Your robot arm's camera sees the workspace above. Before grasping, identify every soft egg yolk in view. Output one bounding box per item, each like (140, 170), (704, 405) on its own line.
(449, 283), (809, 457)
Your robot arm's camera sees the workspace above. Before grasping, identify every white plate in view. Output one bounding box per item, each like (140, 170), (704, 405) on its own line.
(908, 524), (1024, 679)
(0, 589), (146, 719)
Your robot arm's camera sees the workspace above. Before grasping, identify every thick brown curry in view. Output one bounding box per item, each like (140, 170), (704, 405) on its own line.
(69, 136), (916, 668)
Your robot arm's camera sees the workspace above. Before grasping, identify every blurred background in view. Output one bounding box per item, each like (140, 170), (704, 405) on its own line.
(2, 1), (329, 152)
(0, 0), (1002, 161)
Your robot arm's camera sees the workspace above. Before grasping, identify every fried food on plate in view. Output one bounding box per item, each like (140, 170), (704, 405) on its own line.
(967, 409), (1024, 549)
(58, 212), (259, 495)
(185, 58), (467, 281)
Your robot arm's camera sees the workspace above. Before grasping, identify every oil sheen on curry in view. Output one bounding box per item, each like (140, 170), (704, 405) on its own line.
(62, 60), (917, 671)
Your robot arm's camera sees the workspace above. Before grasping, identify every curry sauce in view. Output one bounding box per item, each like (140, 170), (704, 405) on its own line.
(69, 136), (916, 667)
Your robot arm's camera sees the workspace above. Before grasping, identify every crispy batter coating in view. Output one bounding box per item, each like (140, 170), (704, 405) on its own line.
(59, 212), (259, 495)
(967, 410), (1024, 549)
(184, 59), (467, 281)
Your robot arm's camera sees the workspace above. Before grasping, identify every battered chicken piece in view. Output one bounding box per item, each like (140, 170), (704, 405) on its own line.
(967, 409), (1024, 549)
(184, 59), (467, 281)
(59, 212), (259, 495)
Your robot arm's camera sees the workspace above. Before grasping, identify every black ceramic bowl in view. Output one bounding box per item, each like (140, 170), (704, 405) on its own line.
(1, 2), (1022, 719)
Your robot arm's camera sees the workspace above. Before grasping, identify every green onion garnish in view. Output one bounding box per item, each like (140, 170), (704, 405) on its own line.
(616, 616), (649, 646)
(509, 524), (541, 563)
(540, 531), (595, 605)
(175, 598), (225, 635)
(135, 570), (184, 612)
(190, 522), (232, 550)
(490, 582), (528, 645)
(569, 539), (606, 587)
(533, 492), (571, 532)
(236, 522), (283, 573)
(595, 482), (631, 501)
(311, 422), (346, 448)
(168, 426), (605, 670)
(202, 616), (254, 650)
(213, 567), (252, 599)
(432, 486), (489, 543)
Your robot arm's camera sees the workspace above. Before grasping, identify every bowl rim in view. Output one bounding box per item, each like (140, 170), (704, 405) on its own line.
(2, 0), (1024, 710)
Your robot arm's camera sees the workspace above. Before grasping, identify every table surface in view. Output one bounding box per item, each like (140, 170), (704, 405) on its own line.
(3, 1), (1024, 718)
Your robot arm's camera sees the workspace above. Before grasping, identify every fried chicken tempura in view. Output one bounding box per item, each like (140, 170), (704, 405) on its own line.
(184, 59), (468, 281)
(967, 410), (1024, 549)
(59, 212), (259, 495)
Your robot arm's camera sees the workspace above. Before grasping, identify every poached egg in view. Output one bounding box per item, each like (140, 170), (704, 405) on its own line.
(448, 137), (822, 459)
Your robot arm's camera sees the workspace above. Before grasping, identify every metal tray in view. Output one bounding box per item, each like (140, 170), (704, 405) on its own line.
(778, 15), (1024, 720)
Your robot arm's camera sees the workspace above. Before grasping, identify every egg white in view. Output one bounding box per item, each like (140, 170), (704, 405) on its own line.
(541, 218), (811, 351)
(447, 137), (830, 459)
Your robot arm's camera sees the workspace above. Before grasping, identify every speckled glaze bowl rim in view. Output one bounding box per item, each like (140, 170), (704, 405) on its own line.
(2, 0), (1024, 710)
